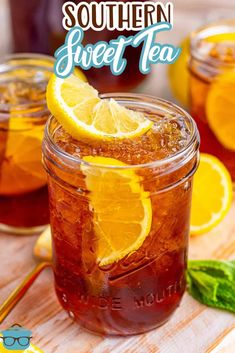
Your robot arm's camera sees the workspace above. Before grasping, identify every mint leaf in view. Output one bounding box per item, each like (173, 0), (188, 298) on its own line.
(188, 260), (235, 281)
(187, 259), (235, 313)
(187, 270), (218, 301)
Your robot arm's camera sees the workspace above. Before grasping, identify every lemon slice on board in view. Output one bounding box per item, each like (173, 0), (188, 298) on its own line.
(206, 72), (235, 151)
(82, 156), (152, 266)
(46, 74), (153, 141)
(190, 153), (233, 235)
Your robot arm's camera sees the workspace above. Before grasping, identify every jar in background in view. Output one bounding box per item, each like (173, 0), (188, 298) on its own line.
(0, 54), (53, 234)
(189, 20), (235, 180)
(9, 0), (149, 93)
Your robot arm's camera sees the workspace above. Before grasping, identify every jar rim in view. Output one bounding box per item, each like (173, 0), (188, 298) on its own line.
(0, 52), (54, 68)
(44, 93), (200, 172)
(190, 19), (235, 69)
(0, 53), (54, 116)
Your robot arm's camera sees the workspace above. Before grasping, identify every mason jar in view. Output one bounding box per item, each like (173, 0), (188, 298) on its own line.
(0, 53), (53, 234)
(43, 94), (200, 335)
(189, 20), (235, 180)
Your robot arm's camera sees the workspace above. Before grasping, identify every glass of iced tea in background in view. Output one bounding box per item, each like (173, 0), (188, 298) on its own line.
(9, 0), (149, 92)
(189, 20), (235, 180)
(82, 0), (149, 92)
(0, 54), (53, 234)
(43, 95), (199, 335)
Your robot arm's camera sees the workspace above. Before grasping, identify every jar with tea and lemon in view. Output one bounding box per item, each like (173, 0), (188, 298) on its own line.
(0, 54), (53, 234)
(189, 20), (235, 180)
(43, 73), (200, 335)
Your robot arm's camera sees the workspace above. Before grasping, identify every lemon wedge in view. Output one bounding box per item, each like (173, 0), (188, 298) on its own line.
(0, 125), (46, 195)
(82, 156), (152, 266)
(207, 72), (235, 151)
(190, 153), (233, 235)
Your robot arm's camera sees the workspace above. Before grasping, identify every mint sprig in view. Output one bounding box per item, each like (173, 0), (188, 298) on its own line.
(187, 260), (235, 313)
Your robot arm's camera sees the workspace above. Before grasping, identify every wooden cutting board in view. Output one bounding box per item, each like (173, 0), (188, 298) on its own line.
(0, 194), (234, 353)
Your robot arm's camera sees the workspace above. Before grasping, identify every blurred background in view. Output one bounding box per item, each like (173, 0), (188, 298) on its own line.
(0, 0), (234, 101)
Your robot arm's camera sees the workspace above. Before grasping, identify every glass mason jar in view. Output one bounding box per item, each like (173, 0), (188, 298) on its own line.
(9, 0), (148, 93)
(43, 94), (199, 335)
(0, 53), (53, 234)
(189, 20), (235, 180)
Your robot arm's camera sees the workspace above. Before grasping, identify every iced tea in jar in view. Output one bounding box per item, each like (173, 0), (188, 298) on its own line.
(0, 54), (53, 234)
(43, 93), (199, 335)
(189, 20), (235, 180)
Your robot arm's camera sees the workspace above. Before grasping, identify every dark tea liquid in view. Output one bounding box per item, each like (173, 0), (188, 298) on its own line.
(44, 104), (197, 335)
(0, 187), (49, 229)
(0, 70), (50, 232)
(189, 70), (235, 180)
(189, 26), (235, 180)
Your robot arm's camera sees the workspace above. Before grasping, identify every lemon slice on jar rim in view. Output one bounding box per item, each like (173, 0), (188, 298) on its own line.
(46, 73), (153, 141)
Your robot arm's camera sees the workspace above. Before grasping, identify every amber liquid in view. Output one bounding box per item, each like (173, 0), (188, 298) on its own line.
(190, 71), (235, 180)
(0, 76), (50, 231)
(46, 112), (195, 335)
(0, 125), (49, 230)
(51, 181), (189, 335)
(0, 187), (48, 229)
(189, 35), (235, 180)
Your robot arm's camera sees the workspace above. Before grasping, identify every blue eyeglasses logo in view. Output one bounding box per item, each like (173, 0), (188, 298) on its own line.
(0, 324), (32, 350)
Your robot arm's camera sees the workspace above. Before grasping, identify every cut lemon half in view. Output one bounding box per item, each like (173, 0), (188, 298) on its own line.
(82, 156), (152, 266)
(190, 153), (233, 235)
(46, 74), (153, 141)
(206, 72), (235, 151)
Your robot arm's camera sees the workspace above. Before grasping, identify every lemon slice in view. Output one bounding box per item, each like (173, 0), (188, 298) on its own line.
(206, 72), (235, 151)
(205, 33), (235, 42)
(82, 156), (152, 266)
(46, 74), (153, 141)
(0, 125), (46, 196)
(190, 153), (233, 235)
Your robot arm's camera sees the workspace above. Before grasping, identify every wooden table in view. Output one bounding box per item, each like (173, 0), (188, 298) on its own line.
(0, 0), (235, 352)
